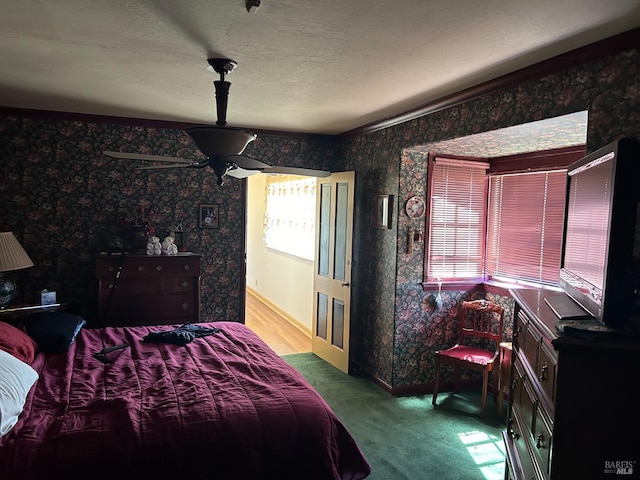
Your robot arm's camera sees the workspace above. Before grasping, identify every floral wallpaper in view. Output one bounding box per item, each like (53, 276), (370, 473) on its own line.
(2, 43), (640, 392)
(0, 117), (338, 324)
(344, 46), (640, 390)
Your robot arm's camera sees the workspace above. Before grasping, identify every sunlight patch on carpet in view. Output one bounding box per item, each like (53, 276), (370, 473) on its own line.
(458, 431), (505, 480)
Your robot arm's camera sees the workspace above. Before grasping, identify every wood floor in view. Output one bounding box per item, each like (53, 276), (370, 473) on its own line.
(245, 289), (312, 356)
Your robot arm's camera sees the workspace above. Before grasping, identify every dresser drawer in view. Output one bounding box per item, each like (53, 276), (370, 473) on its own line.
(511, 357), (525, 408)
(104, 293), (196, 326)
(532, 407), (553, 478)
(537, 340), (557, 405)
(523, 317), (541, 373)
(520, 368), (537, 435)
(97, 256), (200, 279)
(163, 276), (197, 294)
(509, 408), (541, 480)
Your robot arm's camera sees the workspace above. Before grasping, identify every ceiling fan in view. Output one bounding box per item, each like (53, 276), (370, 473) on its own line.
(104, 58), (330, 186)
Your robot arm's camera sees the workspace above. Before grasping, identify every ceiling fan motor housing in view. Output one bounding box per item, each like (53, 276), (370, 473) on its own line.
(185, 126), (257, 157)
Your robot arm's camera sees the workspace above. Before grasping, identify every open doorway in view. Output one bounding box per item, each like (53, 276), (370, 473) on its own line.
(245, 173), (313, 355)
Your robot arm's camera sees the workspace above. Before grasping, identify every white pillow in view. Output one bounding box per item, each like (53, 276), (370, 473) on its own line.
(0, 348), (38, 437)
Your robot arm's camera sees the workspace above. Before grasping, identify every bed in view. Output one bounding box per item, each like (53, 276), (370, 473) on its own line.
(0, 318), (371, 479)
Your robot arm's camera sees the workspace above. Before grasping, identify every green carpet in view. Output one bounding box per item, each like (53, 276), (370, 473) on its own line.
(282, 353), (506, 480)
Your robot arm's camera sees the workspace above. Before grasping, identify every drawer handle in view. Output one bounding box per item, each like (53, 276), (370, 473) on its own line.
(181, 303), (189, 310)
(180, 281), (190, 288)
(156, 265), (162, 271)
(137, 266), (144, 272)
(183, 265), (190, 271)
(539, 363), (548, 381)
(513, 326), (521, 349)
(510, 377), (519, 391)
(536, 433), (545, 449)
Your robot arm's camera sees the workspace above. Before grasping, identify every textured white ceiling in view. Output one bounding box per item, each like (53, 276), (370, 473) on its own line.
(1, 0), (639, 134)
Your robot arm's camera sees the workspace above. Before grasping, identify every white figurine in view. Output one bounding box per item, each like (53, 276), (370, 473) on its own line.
(161, 236), (178, 255)
(146, 236), (162, 255)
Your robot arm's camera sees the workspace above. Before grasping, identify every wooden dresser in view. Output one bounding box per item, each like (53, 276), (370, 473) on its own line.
(504, 288), (640, 479)
(96, 253), (201, 327)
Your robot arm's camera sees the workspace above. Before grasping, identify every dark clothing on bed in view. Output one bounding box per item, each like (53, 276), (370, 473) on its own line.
(142, 323), (220, 346)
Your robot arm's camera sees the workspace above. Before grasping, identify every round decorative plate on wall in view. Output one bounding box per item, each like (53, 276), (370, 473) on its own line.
(405, 196), (425, 219)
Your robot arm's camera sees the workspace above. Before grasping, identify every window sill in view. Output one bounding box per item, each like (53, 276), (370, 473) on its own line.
(420, 279), (483, 291)
(421, 279), (562, 297)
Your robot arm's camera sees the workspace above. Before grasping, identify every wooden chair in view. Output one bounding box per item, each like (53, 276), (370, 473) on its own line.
(431, 299), (504, 414)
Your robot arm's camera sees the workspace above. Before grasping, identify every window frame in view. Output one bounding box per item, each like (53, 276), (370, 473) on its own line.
(424, 153), (489, 287)
(485, 168), (568, 286)
(422, 146), (586, 291)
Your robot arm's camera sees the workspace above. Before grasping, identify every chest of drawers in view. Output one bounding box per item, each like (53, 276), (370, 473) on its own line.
(96, 253), (201, 327)
(504, 288), (640, 479)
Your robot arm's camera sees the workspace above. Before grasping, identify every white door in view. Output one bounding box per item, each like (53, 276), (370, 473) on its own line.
(312, 171), (355, 373)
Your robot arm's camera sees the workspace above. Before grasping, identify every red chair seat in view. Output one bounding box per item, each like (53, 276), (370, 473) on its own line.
(438, 345), (496, 365)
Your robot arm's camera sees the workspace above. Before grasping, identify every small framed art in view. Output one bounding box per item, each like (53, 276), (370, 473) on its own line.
(374, 194), (392, 229)
(199, 203), (219, 229)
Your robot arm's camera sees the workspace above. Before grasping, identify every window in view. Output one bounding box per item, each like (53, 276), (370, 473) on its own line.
(425, 155), (571, 288)
(426, 157), (489, 282)
(263, 175), (317, 261)
(486, 170), (567, 286)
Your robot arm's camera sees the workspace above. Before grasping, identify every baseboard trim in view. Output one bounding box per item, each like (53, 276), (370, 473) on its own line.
(352, 359), (490, 397)
(246, 287), (312, 337)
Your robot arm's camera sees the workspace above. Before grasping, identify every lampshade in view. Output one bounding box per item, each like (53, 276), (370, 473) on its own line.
(0, 232), (34, 272)
(0, 232), (34, 309)
(185, 126), (257, 157)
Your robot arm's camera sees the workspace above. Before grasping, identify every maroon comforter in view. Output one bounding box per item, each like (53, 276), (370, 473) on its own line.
(0, 322), (370, 479)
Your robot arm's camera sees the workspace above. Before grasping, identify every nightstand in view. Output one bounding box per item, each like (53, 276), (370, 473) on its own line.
(0, 303), (69, 324)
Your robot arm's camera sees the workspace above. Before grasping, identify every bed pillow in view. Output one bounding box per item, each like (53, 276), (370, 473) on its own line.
(0, 348), (38, 437)
(22, 312), (86, 354)
(0, 321), (37, 364)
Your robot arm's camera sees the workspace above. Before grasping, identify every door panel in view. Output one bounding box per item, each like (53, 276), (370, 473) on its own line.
(316, 292), (328, 340)
(312, 171), (355, 373)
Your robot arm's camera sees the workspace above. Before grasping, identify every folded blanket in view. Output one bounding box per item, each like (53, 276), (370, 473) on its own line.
(142, 323), (220, 346)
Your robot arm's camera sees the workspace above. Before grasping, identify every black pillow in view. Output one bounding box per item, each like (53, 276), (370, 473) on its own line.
(22, 312), (86, 353)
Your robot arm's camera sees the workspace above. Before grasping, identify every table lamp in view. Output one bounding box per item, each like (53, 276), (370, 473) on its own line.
(0, 232), (35, 309)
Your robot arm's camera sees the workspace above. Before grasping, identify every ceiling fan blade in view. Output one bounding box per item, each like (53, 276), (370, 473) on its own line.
(103, 150), (194, 164)
(216, 155), (271, 170)
(226, 167), (261, 179)
(264, 166), (331, 177)
(136, 164), (195, 170)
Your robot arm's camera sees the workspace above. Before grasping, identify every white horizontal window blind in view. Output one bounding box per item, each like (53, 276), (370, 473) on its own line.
(427, 158), (488, 281)
(486, 170), (566, 285)
(263, 175), (317, 261)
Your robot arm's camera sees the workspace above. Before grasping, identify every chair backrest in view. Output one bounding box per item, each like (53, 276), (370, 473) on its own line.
(457, 299), (504, 346)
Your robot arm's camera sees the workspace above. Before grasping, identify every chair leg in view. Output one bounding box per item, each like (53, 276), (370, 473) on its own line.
(432, 358), (440, 406)
(480, 370), (489, 414)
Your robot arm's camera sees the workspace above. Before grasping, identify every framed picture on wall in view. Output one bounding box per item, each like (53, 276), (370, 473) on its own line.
(199, 203), (219, 229)
(374, 194), (392, 229)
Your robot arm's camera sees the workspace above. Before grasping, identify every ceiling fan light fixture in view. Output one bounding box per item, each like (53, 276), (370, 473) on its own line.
(185, 126), (257, 156)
